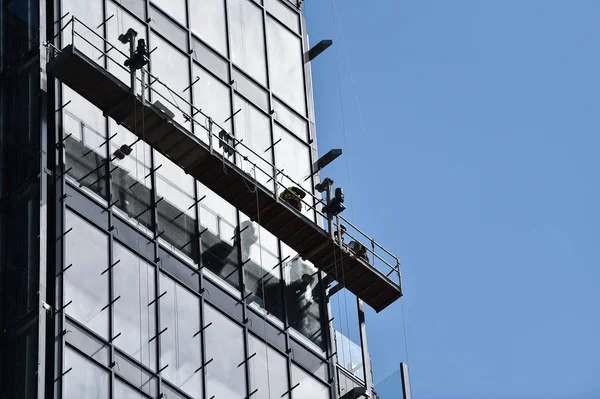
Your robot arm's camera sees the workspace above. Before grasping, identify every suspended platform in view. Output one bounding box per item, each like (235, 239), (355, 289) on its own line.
(47, 44), (402, 312)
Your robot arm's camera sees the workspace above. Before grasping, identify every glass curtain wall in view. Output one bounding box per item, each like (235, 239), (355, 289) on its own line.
(54, 0), (335, 398)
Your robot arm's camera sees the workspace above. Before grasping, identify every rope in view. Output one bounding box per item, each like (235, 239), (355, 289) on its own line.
(331, 0), (412, 390)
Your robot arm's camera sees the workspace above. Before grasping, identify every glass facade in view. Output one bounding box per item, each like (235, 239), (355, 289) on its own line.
(0, 0), (382, 397)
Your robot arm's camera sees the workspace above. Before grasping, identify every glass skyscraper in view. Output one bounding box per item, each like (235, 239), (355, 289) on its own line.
(0, 0), (403, 398)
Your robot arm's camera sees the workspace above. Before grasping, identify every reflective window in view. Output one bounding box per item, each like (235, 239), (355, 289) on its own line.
(240, 215), (283, 324)
(248, 335), (289, 399)
(232, 68), (269, 112)
(61, 0), (104, 62)
(190, 0), (227, 55)
(150, 5), (188, 50)
(154, 152), (197, 260)
(273, 99), (308, 142)
(266, 17), (306, 115)
(204, 305), (246, 399)
(64, 211), (109, 339)
(113, 243), (157, 370)
(192, 65), (232, 146)
(64, 319), (109, 365)
(62, 87), (108, 201)
(114, 351), (158, 397)
(291, 363), (329, 399)
(273, 125), (313, 220)
(192, 38), (229, 82)
(109, 118), (153, 230)
(198, 183), (240, 290)
(118, 0), (145, 20)
(265, 0), (300, 33)
(150, 35), (192, 131)
(63, 346), (109, 399)
(233, 95), (273, 190)
(228, 0), (267, 85)
(282, 243), (325, 352)
(106, 1), (147, 94)
(150, 0), (186, 27)
(115, 379), (145, 399)
(159, 274), (203, 398)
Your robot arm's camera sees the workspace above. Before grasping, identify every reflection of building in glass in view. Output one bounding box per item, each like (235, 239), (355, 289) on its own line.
(0, 0), (403, 398)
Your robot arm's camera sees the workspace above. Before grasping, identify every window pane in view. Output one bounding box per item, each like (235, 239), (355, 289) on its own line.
(63, 347), (109, 399)
(150, 35), (191, 131)
(265, 0), (299, 33)
(192, 38), (229, 82)
(232, 68), (269, 112)
(204, 305), (246, 399)
(64, 211), (109, 339)
(228, 0), (267, 85)
(109, 118), (153, 230)
(273, 125), (313, 220)
(248, 335), (289, 399)
(282, 243), (325, 352)
(159, 274), (203, 398)
(291, 364), (329, 399)
(61, 0), (104, 62)
(114, 351), (158, 397)
(240, 215), (283, 324)
(113, 243), (157, 370)
(233, 95), (273, 191)
(154, 152), (197, 260)
(273, 99), (307, 142)
(115, 379), (144, 399)
(150, 5), (188, 50)
(266, 17), (306, 115)
(190, 0), (227, 55)
(64, 319), (109, 365)
(150, 0), (186, 27)
(198, 183), (240, 291)
(192, 65), (232, 146)
(62, 87), (108, 201)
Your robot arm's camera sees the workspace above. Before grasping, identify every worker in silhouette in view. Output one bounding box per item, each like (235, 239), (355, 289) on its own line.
(280, 186), (305, 212)
(348, 240), (369, 262)
(333, 224), (347, 243)
(322, 187), (346, 216)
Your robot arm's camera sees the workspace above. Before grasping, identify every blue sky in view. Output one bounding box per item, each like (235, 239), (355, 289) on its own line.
(305, 1), (600, 398)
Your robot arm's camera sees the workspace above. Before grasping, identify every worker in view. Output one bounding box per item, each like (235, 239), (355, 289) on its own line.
(348, 240), (369, 262)
(333, 224), (347, 243)
(322, 187), (346, 216)
(280, 186), (305, 212)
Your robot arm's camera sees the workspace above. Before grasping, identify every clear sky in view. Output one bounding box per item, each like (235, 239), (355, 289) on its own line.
(304, 1), (600, 398)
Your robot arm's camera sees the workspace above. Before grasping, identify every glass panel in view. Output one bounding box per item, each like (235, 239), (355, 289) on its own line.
(204, 305), (246, 399)
(291, 363), (329, 399)
(159, 273), (203, 398)
(198, 183), (240, 291)
(62, 87), (108, 201)
(335, 331), (364, 381)
(282, 243), (325, 352)
(106, 1), (147, 94)
(192, 64), (232, 146)
(64, 211), (109, 339)
(109, 118), (153, 230)
(273, 99), (308, 142)
(118, 0), (145, 20)
(248, 335), (289, 399)
(63, 347), (109, 399)
(239, 215), (283, 324)
(149, 34), (191, 131)
(189, 0), (227, 55)
(154, 152), (197, 259)
(62, 0), (104, 62)
(115, 379), (144, 399)
(191, 38), (229, 82)
(114, 351), (158, 397)
(232, 69), (269, 112)
(233, 95), (273, 190)
(150, 5), (188, 51)
(228, 0), (267, 85)
(64, 319), (109, 365)
(266, 17), (306, 115)
(150, 0), (186, 27)
(113, 243), (157, 370)
(273, 125), (314, 220)
(265, 0), (299, 33)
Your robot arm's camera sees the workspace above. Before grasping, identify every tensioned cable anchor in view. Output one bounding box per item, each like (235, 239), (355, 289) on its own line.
(56, 227), (73, 241)
(148, 291), (167, 307)
(263, 138), (281, 153)
(55, 100), (71, 113)
(54, 300), (72, 316)
(192, 322), (212, 338)
(55, 263), (73, 277)
(194, 358), (213, 374)
(237, 352), (256, 368)
(55, 133), (72, 149)
(134, 197), (163, 220)
(169, 195), (205, 223)
(54, 367), (72, 382)
(101, 295), (121, 311)
(126, 164), (162, 191)
(149, 327), (168, 343)
(81, 133), (117, 158)
(100, 259), (120, 275)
